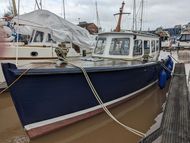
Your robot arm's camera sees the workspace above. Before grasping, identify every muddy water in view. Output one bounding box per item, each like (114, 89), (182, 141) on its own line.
(0, 83), (169, 143)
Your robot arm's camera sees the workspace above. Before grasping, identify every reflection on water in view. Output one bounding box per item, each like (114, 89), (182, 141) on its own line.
(0, 83), (169, 143)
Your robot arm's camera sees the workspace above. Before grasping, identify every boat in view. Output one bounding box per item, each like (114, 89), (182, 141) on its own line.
(1, 1), (168, 138)
(177, 23), (190, 48)
(154, 27), (171, 49)
(0, 10), (95, 82)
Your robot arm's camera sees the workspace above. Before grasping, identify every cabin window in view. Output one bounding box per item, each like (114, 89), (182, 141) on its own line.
(156, 40), (159, 51)
(46, 34), (56, 43)
(144, 40), (150, 54)
(94, 38), (106, 55)
(30, 30), (35, 43)
(151, 40), (155, 53)
(186, 35), (190, 41)
(33, 31), (44, 42)
(109, 38), (130, 55)
(180, 35), (186, 41)
(133, 40), (142, 56)
(161, 36), (168, 42)
(179, 34), (190, 41)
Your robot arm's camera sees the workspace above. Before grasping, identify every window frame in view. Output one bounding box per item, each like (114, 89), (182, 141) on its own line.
(144, 40), (150, 54)
(156, 40), (159, 51)
(109, 38), (130, 56)
(33, 31), (44, 43)
(94, 37), (107, 55)
(133, 39), (143, 56)
(46, 33), (56, 43)
(151, 40), (156, 53)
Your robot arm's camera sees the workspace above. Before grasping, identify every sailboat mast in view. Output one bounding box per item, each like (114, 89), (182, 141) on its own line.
(40, 0), (42, 9)
(95, 0), (101, 29)
(114, 1), (125, 32)
(12, 0), (17, 16)
(63, 0), (66, 19)
(140, 0), (144, 31)
(132, 0), (137, 31)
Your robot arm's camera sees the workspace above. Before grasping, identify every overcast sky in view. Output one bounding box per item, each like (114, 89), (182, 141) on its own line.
(0, 0), (189, 31)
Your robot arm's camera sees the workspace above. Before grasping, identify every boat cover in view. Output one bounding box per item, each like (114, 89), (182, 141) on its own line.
(12, 10), (95, 49)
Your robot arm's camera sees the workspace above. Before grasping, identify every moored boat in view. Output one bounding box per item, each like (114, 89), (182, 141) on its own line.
(0, 10), (95, 82)
(2, 29), (164, 138)
(177, 23), (190, 48)
(1, 1), (169, 139)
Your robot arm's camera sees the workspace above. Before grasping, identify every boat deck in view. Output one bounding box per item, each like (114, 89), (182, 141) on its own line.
(18, 57), (146, 70)
(139, 63), (190, 143)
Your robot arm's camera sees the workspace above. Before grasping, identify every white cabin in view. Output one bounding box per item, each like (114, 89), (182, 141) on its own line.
(0, 28), (82, 59)
(177, 30), (190, 48)
(92, 31), (160, 60)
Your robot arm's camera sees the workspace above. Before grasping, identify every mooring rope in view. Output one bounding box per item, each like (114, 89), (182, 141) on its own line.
(0, 64), (48, 95)
(159, 62), (188, 77)
(169, 54), (180, 63)
(0, 68), (30, 95)
(60, 58), (146, 138)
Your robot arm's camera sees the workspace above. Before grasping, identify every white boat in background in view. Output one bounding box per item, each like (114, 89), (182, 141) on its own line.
(0, 10), (95, 83)
(177, 24), (190, 48)
(154, 28), (171, 49)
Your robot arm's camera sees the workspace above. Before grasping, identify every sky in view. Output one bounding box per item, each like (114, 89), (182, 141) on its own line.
(0, 0), (190, 31)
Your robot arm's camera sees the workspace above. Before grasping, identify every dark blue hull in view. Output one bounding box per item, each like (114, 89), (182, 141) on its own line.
(2, 62), (160, 138)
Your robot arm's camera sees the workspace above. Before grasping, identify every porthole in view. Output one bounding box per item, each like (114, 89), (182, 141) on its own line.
(30, 51), (38, 57)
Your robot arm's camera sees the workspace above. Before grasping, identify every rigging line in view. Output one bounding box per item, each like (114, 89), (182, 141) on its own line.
(35, 0), (40, 10)
(169, 54), (180, 63)
(15, 0), (20, 66)
(136, 0), (142, 17)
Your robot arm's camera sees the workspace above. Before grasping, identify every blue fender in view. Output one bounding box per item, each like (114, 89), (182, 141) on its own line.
(159, 69), (167, 89)
(166, 64), (172, 80)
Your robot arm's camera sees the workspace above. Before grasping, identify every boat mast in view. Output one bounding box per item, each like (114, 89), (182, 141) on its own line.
(12, 0), (17, 16)
(95, 0), (101, 31)
(63, 0), (66, 19)
(140, 0), (144, 31)
(114, 1), (125, 32)
(132, 0), (137, 31)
